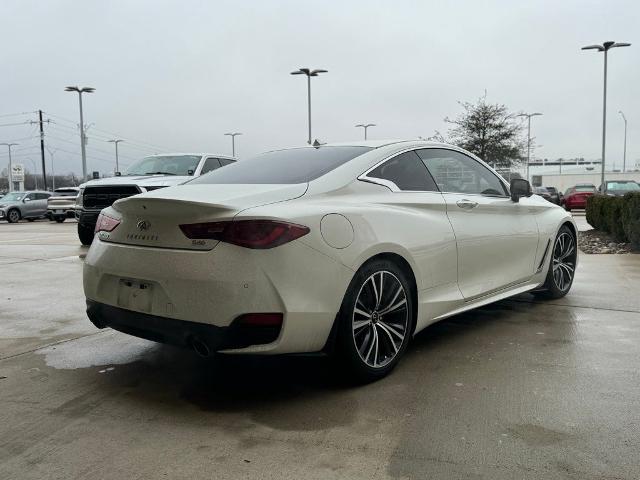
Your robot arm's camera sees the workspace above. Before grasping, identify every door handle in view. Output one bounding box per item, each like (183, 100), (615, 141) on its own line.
(456, 199), (478, 209)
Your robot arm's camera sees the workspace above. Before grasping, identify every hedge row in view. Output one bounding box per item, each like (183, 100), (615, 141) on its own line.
(586, 192), (640, 249)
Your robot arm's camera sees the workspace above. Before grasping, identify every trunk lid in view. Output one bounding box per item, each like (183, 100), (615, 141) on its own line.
(101, 183), (307, 250)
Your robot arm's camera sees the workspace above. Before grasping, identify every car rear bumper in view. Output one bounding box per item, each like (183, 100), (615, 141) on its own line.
(83, 237), (354, 354)
(86, 299), (280, 352)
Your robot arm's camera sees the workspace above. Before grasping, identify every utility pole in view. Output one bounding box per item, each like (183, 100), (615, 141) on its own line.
(31, 110), (51, 190)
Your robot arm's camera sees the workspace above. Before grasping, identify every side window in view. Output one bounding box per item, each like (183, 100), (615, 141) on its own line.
(416, 149), (507, 196)
(367, 151), (438, 191)
(201, 158), (222, 174)
(219, 158), (235, 166)
(36, 193), (50, 200)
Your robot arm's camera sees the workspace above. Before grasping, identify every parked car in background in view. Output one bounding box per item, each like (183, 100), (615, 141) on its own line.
(545, 186), (562, 205)
(562, 183), (597, 211)
(0, 191), (52, 223)
(599, 180), (640, 196)
(84, 140), (577, 381)
(533, 186), (553, 202)
(76, 153), (236, 245)
(46, 187), (80, 223)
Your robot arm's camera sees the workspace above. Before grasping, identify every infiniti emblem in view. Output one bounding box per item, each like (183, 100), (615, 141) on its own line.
(137, 220), (151, 231)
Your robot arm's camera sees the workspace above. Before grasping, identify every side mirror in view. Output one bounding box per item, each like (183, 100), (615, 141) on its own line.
(23, 197), (31, 203)
(510, 179), (532, 202)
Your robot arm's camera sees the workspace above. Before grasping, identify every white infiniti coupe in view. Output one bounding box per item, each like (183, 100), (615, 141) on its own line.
(84, 140), (577, 381)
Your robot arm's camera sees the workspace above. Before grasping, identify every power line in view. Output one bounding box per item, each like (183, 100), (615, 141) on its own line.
(42, 111), (171, 152)
(0, 111), (37, 119)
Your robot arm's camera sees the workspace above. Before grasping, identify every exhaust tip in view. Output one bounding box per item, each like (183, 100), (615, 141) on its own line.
(191, 337), (211, 358)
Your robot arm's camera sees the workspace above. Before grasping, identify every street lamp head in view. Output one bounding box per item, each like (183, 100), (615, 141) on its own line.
(612, 42), (631, 48)
(581, 44), (605, 52)
(224, 132), (242, 137)
(290, 68), (326, 77)
(0, 142), (19, 147)
(531, 113), (543, 117)
(65, 86), (95, 93)
(603, 41), (616, 49)
(108, 139), (124, 144)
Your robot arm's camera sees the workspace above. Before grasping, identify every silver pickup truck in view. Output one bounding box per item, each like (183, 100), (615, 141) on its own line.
(47, 187), (80, 223)
(75, 153), (236, 245)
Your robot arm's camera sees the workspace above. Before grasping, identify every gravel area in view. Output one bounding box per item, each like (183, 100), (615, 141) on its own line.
(578, 229), (634, 254)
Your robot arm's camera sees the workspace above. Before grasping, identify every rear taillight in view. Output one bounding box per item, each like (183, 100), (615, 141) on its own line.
(179, 220), (309, 249)
(95, 213), (121, 233)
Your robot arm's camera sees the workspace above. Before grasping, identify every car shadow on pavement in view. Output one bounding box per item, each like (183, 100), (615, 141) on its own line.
(76, 295), (559, 433)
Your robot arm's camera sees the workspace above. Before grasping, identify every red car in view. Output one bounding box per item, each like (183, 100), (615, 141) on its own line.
(562, 183), (596, 211)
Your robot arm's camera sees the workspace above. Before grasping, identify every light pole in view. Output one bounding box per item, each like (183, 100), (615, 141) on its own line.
(581, 41), (631, 188)
(224, 132), (242, 157)
(355, 123), (376, 140)
(516, 113), (542, 182)
(108, 139), (124, 173)
(0, 143), (18, 191)
(46, 147), (57, 190)
(619, 111), (627, 172)
(290, 68), (328, 144)
(65, 86), (95, 181)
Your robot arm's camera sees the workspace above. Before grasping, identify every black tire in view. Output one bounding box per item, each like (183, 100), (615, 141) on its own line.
(7, 209), (20, 223)
(78, 223), (94, 246)
(55, 216), (65, 223)
(334, 259), (414, 383)
(536, 225), (577, 299)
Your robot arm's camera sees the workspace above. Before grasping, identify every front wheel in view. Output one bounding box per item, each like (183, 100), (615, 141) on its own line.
(78, 223), (94, 246)
(7, 209), (21, 223)
(55, 216), (65, 223)
(537, 225), (577, 299)
(334, 259), (414, 383)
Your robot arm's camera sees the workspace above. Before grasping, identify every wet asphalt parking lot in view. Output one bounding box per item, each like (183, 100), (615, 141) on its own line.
(1, 216), (639, 479)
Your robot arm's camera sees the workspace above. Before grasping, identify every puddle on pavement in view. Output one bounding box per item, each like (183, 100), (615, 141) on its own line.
(37, 330), (160, 369)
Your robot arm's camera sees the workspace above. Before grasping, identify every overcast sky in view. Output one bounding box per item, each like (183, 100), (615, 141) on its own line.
(1, 0), (638, 176)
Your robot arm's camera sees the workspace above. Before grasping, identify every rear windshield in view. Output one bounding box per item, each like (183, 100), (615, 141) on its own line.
(575, 185), (596, 192)
(607, 181), (640, 191)
(189, 146), (372, 184)
(125, 155), (202, 176)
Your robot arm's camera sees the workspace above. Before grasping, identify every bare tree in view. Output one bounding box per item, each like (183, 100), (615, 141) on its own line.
(433, 95), (525, 170)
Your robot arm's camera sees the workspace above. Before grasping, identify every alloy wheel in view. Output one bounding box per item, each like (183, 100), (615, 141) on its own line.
(8, 210), (19, 223)
(352, 270), (409, 368)
(552, 232), (576, 292)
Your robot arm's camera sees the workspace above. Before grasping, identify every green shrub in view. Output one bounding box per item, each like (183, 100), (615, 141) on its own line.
(605, 196), (626, 242)
(586, 193), (639, 248)
(621, 192), (640, 251)
(586, 195), (604, 230)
